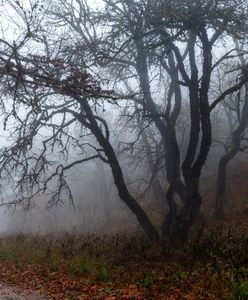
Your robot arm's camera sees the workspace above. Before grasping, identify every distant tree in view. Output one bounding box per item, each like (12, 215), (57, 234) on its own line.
(215, 41), (248, 217)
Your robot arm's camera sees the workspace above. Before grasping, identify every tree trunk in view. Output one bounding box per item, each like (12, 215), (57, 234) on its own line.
(172, 29), (212, 240)
(215, 82), (248, 217)
(135, 37), (186, 239)
(136, 109), (167, 210)
(77, 97), (160, 242)
(175, 179), (202, 241)
(161, 176), (177, 241)
(215, 156), (229, 218)
(215, 147), (241, 218)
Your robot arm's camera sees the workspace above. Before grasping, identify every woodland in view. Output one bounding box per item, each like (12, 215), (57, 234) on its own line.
(0, 0), (247, 298)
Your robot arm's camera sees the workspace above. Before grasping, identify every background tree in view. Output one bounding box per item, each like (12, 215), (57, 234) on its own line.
(215, 41), (248, 217)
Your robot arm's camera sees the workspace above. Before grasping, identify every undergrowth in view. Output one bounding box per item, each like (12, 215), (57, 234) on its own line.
(0, 225), (248, 299)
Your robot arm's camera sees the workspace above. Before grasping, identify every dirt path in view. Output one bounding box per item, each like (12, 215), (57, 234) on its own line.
(0, 284), (47, 300)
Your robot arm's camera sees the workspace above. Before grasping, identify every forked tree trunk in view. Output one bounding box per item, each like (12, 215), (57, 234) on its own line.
(171, 29), (212, 240)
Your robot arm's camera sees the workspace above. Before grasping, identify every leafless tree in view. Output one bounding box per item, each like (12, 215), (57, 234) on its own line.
(215, 41), (248, 217)
(49, 0), (248, 240)
(0, 10), (160, 240)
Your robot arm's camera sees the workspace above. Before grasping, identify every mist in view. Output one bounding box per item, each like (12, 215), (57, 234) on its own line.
(0, 0), (247, 298)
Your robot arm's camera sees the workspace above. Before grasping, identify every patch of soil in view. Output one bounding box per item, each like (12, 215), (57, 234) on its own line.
(0, 284), (47, 300)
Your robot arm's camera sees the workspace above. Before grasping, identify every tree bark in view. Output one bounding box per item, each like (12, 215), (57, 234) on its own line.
(76, 97), (160, 242)
(135, 37), (185, 239)
(172, 29), (212, 239)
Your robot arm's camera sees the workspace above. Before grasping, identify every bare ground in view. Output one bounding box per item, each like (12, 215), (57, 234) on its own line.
(0, 284), (47, 300)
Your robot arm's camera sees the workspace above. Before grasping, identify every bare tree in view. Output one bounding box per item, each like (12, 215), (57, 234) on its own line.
(49, 0), (248, 240)
(150, 0), (248, 239)
(215, 42), (248, 217)
(0, 29), (160, 241)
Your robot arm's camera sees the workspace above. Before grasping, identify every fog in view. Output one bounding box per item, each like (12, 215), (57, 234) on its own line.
(0, 1), (247, 299)
(0, 118), (244, 236)
(0, 0), (245, 242)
